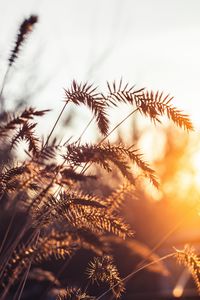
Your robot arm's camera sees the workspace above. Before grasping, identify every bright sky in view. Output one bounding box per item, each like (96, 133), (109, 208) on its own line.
(0, 0), (200, 140)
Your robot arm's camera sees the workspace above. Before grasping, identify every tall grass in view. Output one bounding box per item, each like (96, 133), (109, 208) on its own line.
(0, 14), (197, 300)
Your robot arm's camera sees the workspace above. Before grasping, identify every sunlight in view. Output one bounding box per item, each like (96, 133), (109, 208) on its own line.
(191, 151), (200, 187)
(173, 286), (183, 298)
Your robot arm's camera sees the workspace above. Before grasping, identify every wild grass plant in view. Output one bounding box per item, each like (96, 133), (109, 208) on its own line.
(0, 15), (199, 300)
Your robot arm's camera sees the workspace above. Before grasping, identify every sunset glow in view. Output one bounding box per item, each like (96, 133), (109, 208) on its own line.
(191, 150), (200, 187)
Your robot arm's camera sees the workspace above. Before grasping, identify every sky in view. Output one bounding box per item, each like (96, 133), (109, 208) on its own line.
(0, 0), (200, 142)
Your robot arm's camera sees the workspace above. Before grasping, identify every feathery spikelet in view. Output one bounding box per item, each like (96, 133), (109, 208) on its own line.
(126, 147), (159, 188)
(34, 235), (77, 262)
(0, 108), (49, 138)
(32, 192), (132, 239)
(15, 161), (55, 196)
(0, 165), (25, 192)
(28, 268), (61, 286)
(61, 168), (97, 183)
(134, 91), (193, 130)
(2, 228), (87, 290)
(11, 121), (40, 155)
(175, 245), (200, 294)
(105, 79), (145, 106)
(64, 81), (109, 135)
(2, 233), (39, 288)
(4, 231), (77, 283)
(104, 80), (193, 131)
(65, 143), (158, 187)
(56, 287), (96, 300)
(9, 15), (38, 66)
(87, 255), (125, 299)
(39, 138), (60, 161)
(28, 183), (54, 219)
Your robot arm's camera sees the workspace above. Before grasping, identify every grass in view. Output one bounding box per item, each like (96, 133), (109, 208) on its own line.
(0, 14), (198, 300)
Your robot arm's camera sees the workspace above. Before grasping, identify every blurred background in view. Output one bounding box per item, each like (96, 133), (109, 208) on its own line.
(1, 0), (200, 135)
(1, 0), (200, 299)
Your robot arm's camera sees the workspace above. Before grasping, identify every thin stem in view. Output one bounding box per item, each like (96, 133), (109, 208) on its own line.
(15, 231), (40, 300)
(123, 253), (174, 282)
(96, 253), (175, 300)
(0, 192), (5, 202)
(76, 116), (95, 145)
(98, 108), (139, 146)
(12, 269), (29, 300)
(0, 210), (16, 254)
(44, 101), (68, 148)
(0, 218), (33, 280)
(0, 67), (10, 112)
(83, 279), (92, 295)
(0, 225), (26, 277)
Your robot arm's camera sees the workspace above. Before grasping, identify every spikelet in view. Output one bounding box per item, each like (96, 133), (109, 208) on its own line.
(34, 234), (76, 262)
(0, 108), (49, 138)
(60, 168), (97, 183)
(56, 287), (96, 300)
(64, 81), (109, 135)
(9, 15), (38, 66)
(32, 192), (133, 239)
(104, 80), (193, 131)
(105, 79), (144, 106)
(65, 143), (158, 187)
(3, 231), (77, 286)
(175, 245), (200, 294)
(39, 138), (60, 161)
(87, 255), (125, 299)
(134, 91), (193, 130)
(0, 165), (26, 192)
(28, 268), (61, 286)
(11, 121), (40, 155)
(16, 161), (55, 198)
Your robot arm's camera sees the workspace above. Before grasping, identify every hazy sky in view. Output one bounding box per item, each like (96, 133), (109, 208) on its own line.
(0, 0), (200, 139)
